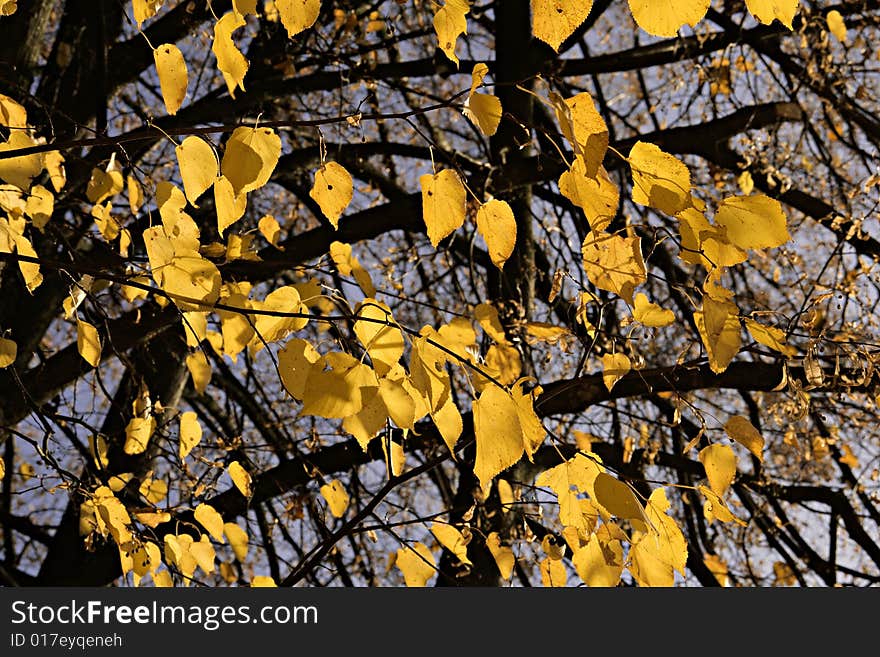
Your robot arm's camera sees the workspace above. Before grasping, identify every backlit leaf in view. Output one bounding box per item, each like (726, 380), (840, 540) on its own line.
(194, 503), (226, 542)
(723, 415), (765, 462)
(601, 352), (631, 392)
(431, 522), (471, 565)
(581, 229), (647, 305)
(124, 416), (155, 455)
(745, 0), (799, 28)
(176, 136), (217, 207)
(0, 132), (44, 190)
(320, 479), (350, 518)
(698, 443), (737, 497)
(420, 169), (466, 247)
(276, 0), (320, 38)
(593, 472), (645, 523)
(475, 199), (516, 270)
(553, 91), (608, 177)
(221, 126), (281, 196)
(745, 318), (796, 357)
(212, 12), (249, 98)
(76, 318), (101, 367)
(228, 461), (253, 497)
(0, 337), (16, 368)
(629, 141), (692, 215)
(531, 0), (593, 51)
(224, 522), (249, 561)
(632, 293), (675, 327)
(154, 44), (187, 115)
(714, 194), (789, 251)
(558, 160), (618, 232)
(396, 542), (436, 587)
(628, 0), (711, 37)
(353, 299), (404, 376)
(486, 532), (515, 580)
(462, 63), (502, 136)
(179, 411), (202, 460)
(310, 162), (353, 229)
(433, 0), (469, 65)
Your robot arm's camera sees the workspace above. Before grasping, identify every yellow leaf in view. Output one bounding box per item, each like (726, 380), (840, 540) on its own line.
(601, 352), (631, 392)
(475, 199), (516, 270)
(164, 534), (197, 580)
(186, 350), (212, 394)
(431, 522), (471, 565)
(211, 175), (246, 236)
(309, 162), (353, 229)
(194, 503), (226, 542)
(486, 532), (515, 580)
(531, 0), (593, 51)
(524, 322), (572, 345)
(581, 230), (646, 305)
(481, 343), (522, 388)
(433, 0), (469, 65)
(320, 479), (350, 518)
(139, 478), (168, 505)
(558, 160), (618, 232)
(221, 126), (281, 196)
(143, 226), (221, 310)
(329, 240), (376, 297)
(0, 93), (26, 127)
(462, 63), (502, 136)
(714, 194), (789, 251)
(630, 488), (688, 586)
(396, 542), (436, 587)
(473, 384), (527, 490)
(300, 351), (378, 418)
(629, 141), (691, 215)
(353, 299), (404, 376)
(699, 485), (744, 525)
(212, 12), (249, 97)
(593, 472), (645, 523)
(151, 568), (173, 587)
(153, 44), (188, 115)
(723, 416), (765, 462)
(45, 151), (66, 192)
(179, 411), (202, 460)
(420, 169), (466, 247)
(251, 575), (276, 587)
(258, 214), (283, 248)
(378, 376), (417, 430)
(536, 453), (604, 532)
(698, 444), (737, 497)
(278, 338), (322, 400)
(0, 336), (17, 368)
(275, 0), (320, 38)
(539, 556), (567, 586)
(745, 318), (796, 357)
(432, 395), (463, 453)
(694, 303), (741, 375)
(677, 206), (747, 271)
(25, 184), (53, 229)
(228, 461), (253, 497)
(250, 286), (307, 349)
(132, 0), (163, 27)
(632, 292), (674, 327)
(9, 229), (42, 292)
(572, 528), (624, 587)
(0, 132), (44, 190)
(628, 0), (711, 37)
(76, 318), (101, 367)
(190, 534), (216, 574)
(224, 522), (249, 561)
(86, 166), (123, 205)
(474, 302), (508, 344)
(135, 511), (170, 528)
(552, 92), (608, 176)
(175, 136), (217, 207)
(826, 9), (846, 42)
(704, 554), (729, 586)
(124, 416), (155, 455)
(745, 0), (798, 28)
(0, 460), (4, 479)
(737, 170), (754, 195)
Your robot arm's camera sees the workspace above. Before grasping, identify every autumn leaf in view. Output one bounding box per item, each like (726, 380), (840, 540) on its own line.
(632, 293), (675, 327)
(531, 0), (593, 51)
(723, 416), (765, 462)
(628, 0), (711, 37)
(745, 0), (799, 28)
(420, 169), (466, 247)
(581, 229), (647, 305)
(319, 479), (350, 518)
(433, 0), (469, 65)
(714, 195), (790, 251)
(154, 44), (188, 115)
(475, 199), (516, 270)
(212, 12), (249, 97)
(194, 503), (226, 543)
(698, 444), (737, 497)
(396, 542), (436, 587)
(629, 141), (692, 215)
(76, 319), (101, 367)
(176, 136), (218, 207)
(462, 63), (502, 136)
(228, 461), (253, 497)
(310, 162), (353, 229)
(275, 0), (320, 38)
